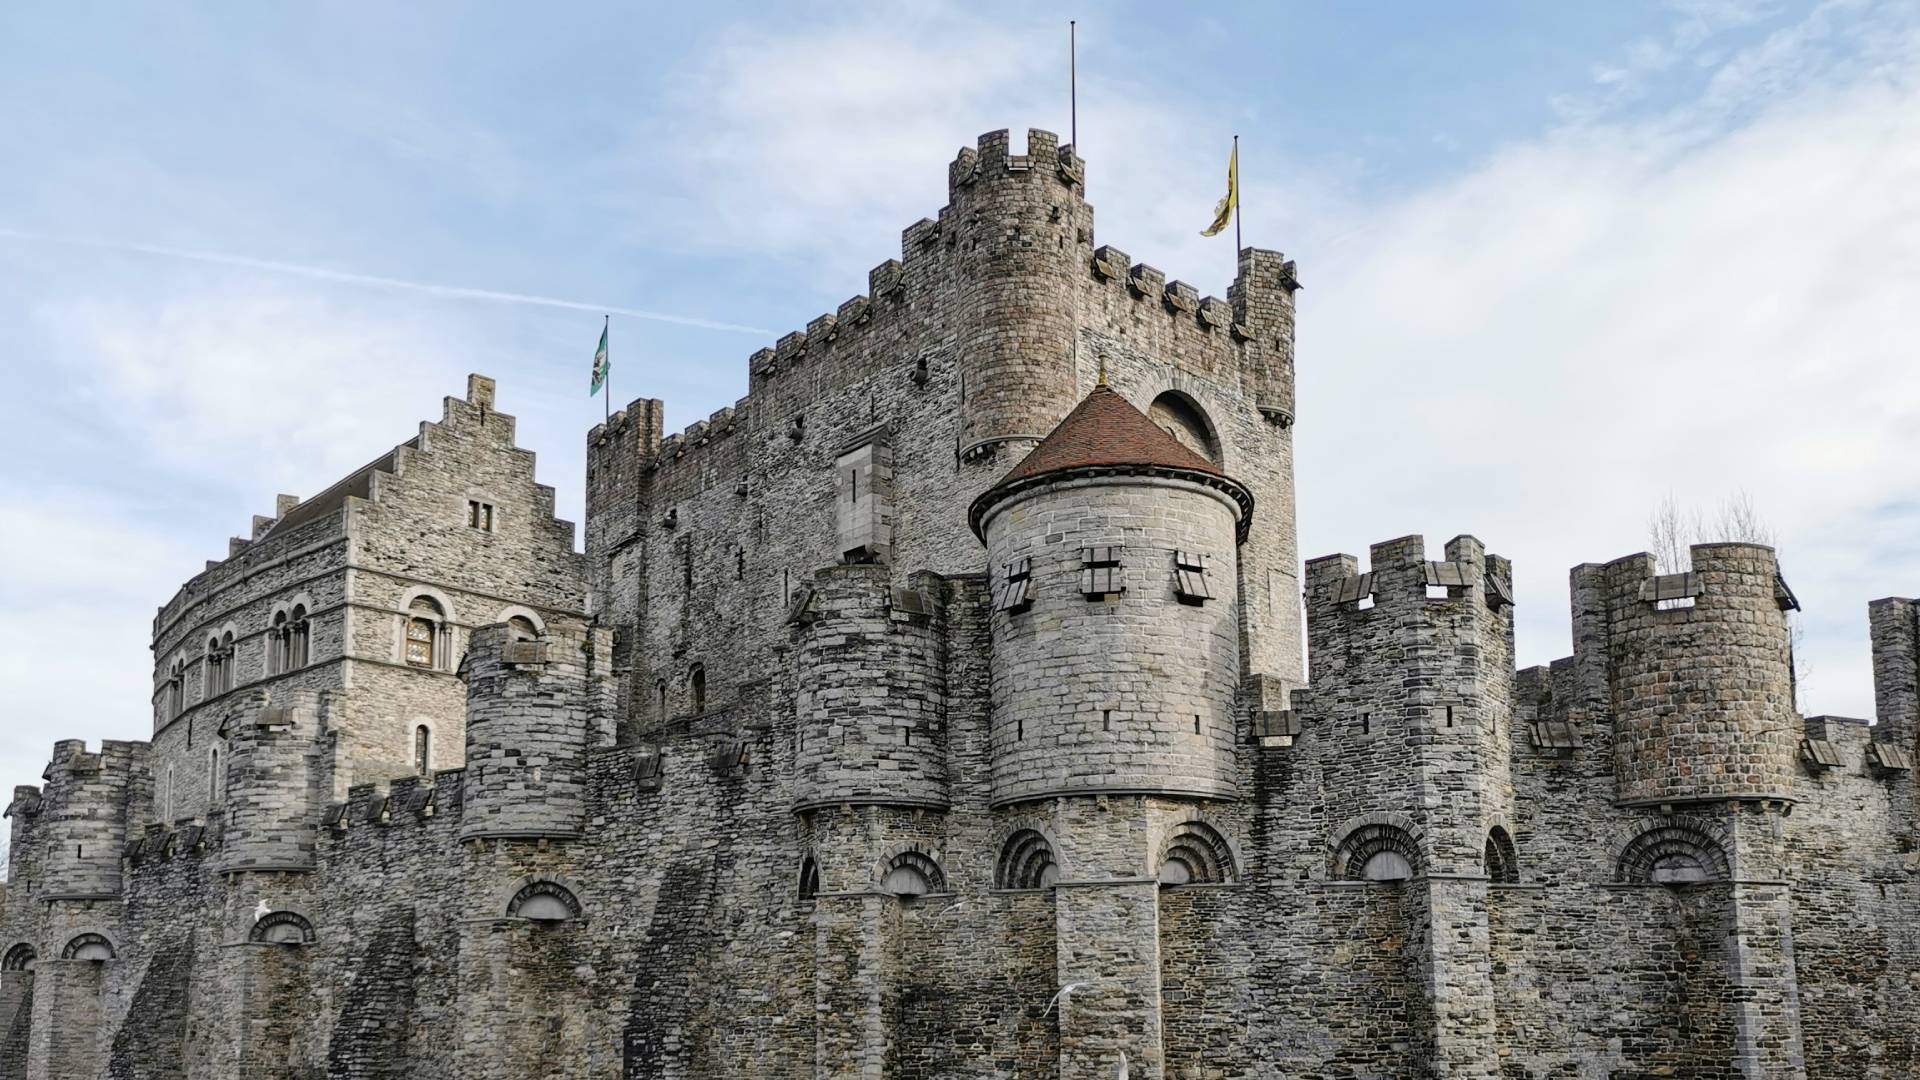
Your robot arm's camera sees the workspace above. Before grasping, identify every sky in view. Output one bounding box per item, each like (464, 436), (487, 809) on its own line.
(2, 0), (1918, 842)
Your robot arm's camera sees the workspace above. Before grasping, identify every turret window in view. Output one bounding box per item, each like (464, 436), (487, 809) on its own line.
(690, 664), (706, 714)
(467, 500), (495, 531)
(1173, 551), (1212, 605)
(1080, 546), (1125, 599)
(414, 724), (431, 774)
(1000, 557), (1033, 613)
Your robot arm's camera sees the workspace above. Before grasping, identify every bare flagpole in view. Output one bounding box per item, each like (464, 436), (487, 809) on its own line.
(1070, 21), (1078, 150)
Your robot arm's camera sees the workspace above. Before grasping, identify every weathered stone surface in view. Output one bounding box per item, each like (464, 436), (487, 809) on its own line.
(1, 126), (1916, 1080)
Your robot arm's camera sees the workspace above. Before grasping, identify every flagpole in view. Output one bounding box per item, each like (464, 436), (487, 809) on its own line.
(1233, 134), (1241, 255)
(602, 314), (610, 423)
(1069, 21), (1078, 150)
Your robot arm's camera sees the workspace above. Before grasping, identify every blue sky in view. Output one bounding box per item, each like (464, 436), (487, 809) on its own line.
(3, 1), (1919, 828)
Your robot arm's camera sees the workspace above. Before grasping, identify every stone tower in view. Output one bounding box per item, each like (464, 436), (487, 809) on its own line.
(970, 384), (1252, 1078)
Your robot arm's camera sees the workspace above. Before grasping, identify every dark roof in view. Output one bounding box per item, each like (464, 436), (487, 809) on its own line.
(996, 384), (1222, 485)
(970, 385), (1252, 539)
(264, 439), (415, 539)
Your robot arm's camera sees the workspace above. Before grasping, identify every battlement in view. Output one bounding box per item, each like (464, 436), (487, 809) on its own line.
(1572, 542), (1799, 805)
(945, 127), (1081, 199)
(1305, 534), (1514, 625)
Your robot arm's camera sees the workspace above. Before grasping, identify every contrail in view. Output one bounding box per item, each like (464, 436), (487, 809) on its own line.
(0, 226), (771, 336)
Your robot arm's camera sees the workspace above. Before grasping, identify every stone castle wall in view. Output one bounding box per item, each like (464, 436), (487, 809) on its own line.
(2, 128), (1918, 1080)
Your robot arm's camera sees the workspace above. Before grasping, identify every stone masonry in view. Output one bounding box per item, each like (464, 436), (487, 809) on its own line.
(2, 127), (1918, 1079)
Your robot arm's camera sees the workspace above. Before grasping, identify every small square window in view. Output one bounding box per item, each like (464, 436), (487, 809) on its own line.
(467, 500), (495, 531)
(1173, 568), (1211, 605)
(1081, 547), (1124, 599)
(1801, 738), (1842, 769)
(1001, 557), (1034, 614)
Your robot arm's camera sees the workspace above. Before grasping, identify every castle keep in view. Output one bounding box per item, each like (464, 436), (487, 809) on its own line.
(2, 128), (1917, 1079)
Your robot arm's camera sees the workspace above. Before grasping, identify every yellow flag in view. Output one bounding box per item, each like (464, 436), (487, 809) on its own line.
(1201, 141), (1237, 237)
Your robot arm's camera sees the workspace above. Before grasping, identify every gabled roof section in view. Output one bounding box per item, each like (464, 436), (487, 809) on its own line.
(970, 385), (1252, 540)
(264, 439), (414, 540)
(996, 384), (1222, 486)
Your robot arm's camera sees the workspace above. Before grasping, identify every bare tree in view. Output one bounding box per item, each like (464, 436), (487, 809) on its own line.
(1647, 490), (1808, 712)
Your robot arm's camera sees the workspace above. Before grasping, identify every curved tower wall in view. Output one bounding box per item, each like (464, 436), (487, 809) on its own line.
(982, 475), (1242, 807)
(459, 621), (610, 841)
(38, 740), (141, 900)
(950, 129), (1091, 462)
(219, 690), (323, 874)
(1592, 543), (1799, 804)
(790, 565), (949, 811)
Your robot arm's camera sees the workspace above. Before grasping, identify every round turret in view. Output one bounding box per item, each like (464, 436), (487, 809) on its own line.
(218, 689), (324, 874)
(970, 385), (1251, 807)
(950, 128), (1092, 462)
(37, 740), (140, 900)
(460, 621), (608, 841)
(791, 565), (950, 812)
(1595, 543), (1799, 804)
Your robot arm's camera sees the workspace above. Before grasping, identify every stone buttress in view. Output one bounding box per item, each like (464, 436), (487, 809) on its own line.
(1299, 533), (1517, 1079)
(1576, 543), (1808, 1079)
(972, 384), (1251, 1080)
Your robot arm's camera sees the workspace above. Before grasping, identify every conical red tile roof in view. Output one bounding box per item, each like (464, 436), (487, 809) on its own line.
(998, 384), (1222, 484)
(970, 384), (1252, 539)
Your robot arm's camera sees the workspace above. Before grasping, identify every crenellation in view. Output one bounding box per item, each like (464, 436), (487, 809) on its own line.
(6, 122), (1919, 1080)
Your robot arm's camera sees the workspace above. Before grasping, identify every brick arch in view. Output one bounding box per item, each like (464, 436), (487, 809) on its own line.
(990, 817), (1068, 886)
(493, 605), (546, 638)
(249, 909), (317, 945)
(870, 841), (947, 896)
(1, 943), (34, 972)
(1329, 812), (1426, 881)
(1133, 375), (1237, 471)
(1155, 818), (1238, 885)
(61, 932), (115, 961)
(1484, 825), (1520, 884)
(397, 585), (457, 623)
(496, 873), (588, 920)
(1612, 817), (1732, 884)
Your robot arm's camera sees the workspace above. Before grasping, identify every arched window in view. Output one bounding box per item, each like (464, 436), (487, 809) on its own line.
(506, 880), (582, 923)
(797, 855), (821, 902)
(249, 910), (316, 945)
(2, 944), (35, 972)
(1485, 826), (1519, 884)
(1147, 391), (1221, 463)
(165, 659), (186, 720)
(208, 747), (221, 804)
(204, 636), (224, 698)
(163, 765), (175, 823)
(880, 851), (946, 897)
(996, 829), (1060, 890)
(288, 604), (311, 669)
(690, 664), (706, 714)
(1157, 820), (1237, 885)
(414, 724), (431, 775)
(269, 611), (289, 674)
(656, 679), (669, 721)
(1332, 822), (1422, 883)
(1616, 822), (1730, 885)
(405, 596), (444, 669)
(62, 934), (114, 962)
(507, 616), (539, 642)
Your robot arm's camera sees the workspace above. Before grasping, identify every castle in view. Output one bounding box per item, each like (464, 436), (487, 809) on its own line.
(1, 127), (1917, 1080)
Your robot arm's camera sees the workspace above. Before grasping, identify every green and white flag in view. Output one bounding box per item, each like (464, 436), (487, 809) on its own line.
(590, 319), (610, 396)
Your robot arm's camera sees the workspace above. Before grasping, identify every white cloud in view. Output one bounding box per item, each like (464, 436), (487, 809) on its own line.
(1300, 12), (1920, 717)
